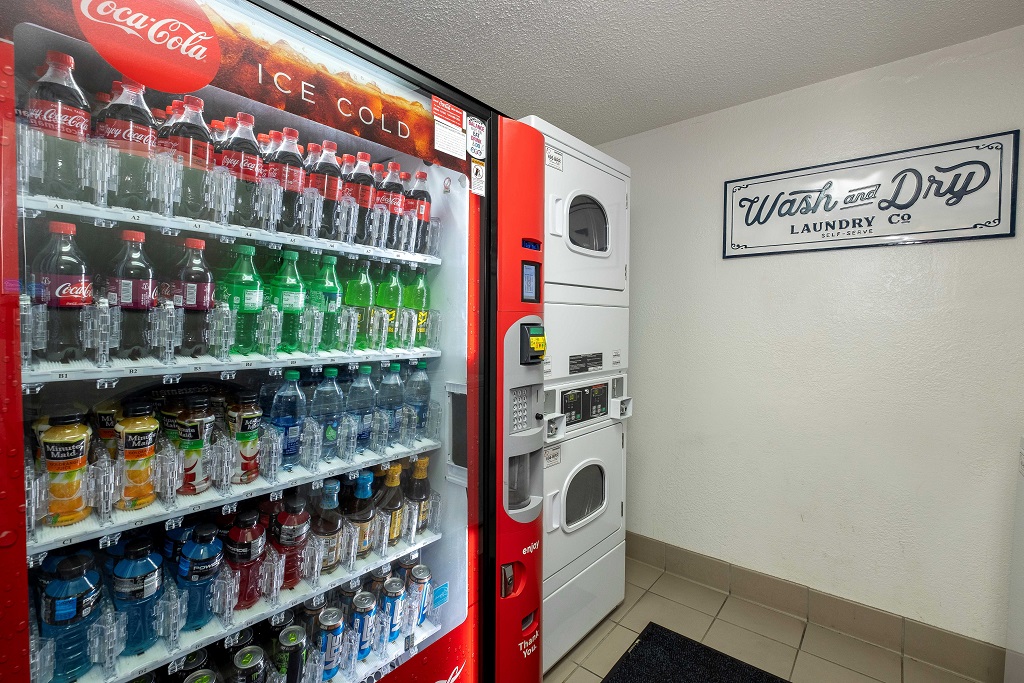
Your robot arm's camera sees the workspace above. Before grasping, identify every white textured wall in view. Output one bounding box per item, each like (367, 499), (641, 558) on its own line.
(600, 26), (1024, 646)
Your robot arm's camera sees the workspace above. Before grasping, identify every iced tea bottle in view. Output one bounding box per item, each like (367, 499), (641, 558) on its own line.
(271, 495), (310, 589)
(225, 509), (266, 609)
(378, 465), (405, 547)
(311, 478), (343, 573)
(114, 402), (159, 510)
(406, 455), (431, 533)
(347, 470), (375, 559)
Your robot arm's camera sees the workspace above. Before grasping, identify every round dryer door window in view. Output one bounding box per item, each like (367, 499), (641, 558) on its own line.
(564, 462), (606, 530)
(568, 195), (609, 252)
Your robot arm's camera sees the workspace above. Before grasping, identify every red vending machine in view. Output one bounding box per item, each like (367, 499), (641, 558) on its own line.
(0, 0), (545, 681)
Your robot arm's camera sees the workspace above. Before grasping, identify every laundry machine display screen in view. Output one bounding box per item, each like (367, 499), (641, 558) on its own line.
(562, 383), (609, 425)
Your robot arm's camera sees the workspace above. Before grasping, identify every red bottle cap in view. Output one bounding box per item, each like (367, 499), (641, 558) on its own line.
(49, 221), (76, 235)
(184, 238), (205, 250)
(270, 130), (283, 143)
(415, 171), (427, 180)
(151, 108), (166, 120)
(371, 164), (384, 174)
(399, 172), (410, 181)
(183, 95), (204, 109)
(224, 116), (237, 127)
(236, 112), (254, 126)
(96, 93), (111, 104)
(335, 155), (342, 165)
(122, 78), (145, 92)
(165, 106), (173, 116)
(257, 133), (270, 145)
(282, 127), (298, 139)
(46, 51), (74, 69)
(308, 143), (321, 154)
(342, 154), (355, 164)
(322, 140), (338, 153)
(210, 120), (225, 131)
(122, 230), (146, 242)
(297, 144), (305, 155)
(111, 80), (123, 95)
(356, 152), (371, 162)
(387, 162), (400, 172)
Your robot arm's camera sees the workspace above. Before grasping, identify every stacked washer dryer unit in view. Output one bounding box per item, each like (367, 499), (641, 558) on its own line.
(519, 116), (633, 672)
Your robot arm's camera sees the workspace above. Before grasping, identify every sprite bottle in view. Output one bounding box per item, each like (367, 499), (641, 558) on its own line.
(344, 259), (375, 350)
(270, 250), (306, 353)
(309, 255), (342, 351)
(221, 244), (264, 355)
(403, 266), (431, 347)
(374, 263), (404, 347)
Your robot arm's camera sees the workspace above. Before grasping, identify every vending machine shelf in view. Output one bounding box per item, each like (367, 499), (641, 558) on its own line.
(18, 193), (443, 266)
(68, 532), (443, 683)
(27, 438), (441, 555)
(22, 347), (441, 388)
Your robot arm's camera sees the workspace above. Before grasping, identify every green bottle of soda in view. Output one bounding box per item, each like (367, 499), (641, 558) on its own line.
(344, 259), (375, 350)
(296, 250), (320, 285)
(258, 248), (284, 284)
(374, 263), (404, 347)
(309, 254), (343, 351)
(403, 266), (431, 347)
(221, 244), (264, 355)
(270, 250), (306, 353)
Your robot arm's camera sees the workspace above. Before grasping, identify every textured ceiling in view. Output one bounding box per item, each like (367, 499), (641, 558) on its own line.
(295, 0), (1024, 145)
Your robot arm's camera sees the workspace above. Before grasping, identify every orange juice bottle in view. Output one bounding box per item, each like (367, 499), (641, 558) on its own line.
(115, 402), (159, 510)
(41, 409), (92, 526)
(93, 399), (121, 459)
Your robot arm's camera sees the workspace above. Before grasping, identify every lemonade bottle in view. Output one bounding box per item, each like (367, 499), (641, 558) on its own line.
(114, 402), (159, 510)
(41, 408), (92, 526)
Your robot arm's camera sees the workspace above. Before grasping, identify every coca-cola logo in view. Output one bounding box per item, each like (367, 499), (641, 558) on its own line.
(221, 154), (261, 172)
(104, 121), (157, 148)
(54, 281), (93, 300)
(75, 0), (221, 93)
(27, 102), (91, 139)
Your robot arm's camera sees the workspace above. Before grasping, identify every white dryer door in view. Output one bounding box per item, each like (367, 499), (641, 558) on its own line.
(545, 149), (627, 292)
(543, 422), (625, 580)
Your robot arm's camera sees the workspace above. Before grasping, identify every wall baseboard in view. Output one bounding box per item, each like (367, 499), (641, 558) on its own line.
(625, 531), (1006, 683)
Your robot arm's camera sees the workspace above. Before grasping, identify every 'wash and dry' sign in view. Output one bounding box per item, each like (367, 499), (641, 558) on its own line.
(723, 131), (1018, 258)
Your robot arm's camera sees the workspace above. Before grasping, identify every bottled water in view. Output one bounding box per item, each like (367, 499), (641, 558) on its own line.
(377, 362), (405, 440)
(270, 369), (306, 470)
(311, 367), (345, 461)
(405, 360), (431, 439)
(346, 364), (376, 451)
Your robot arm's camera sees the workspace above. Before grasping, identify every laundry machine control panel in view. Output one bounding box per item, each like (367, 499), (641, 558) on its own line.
(561, 382), (608, 426)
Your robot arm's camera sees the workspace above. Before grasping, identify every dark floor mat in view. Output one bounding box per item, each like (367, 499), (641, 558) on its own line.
(602, 622), (789, 683)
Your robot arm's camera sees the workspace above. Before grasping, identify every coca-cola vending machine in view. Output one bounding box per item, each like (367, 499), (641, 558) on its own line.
(0, 1), (547, 682)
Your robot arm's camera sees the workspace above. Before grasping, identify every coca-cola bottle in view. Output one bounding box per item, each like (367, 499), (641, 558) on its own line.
(209, 120), (225, 147)
(92, 93), (111, 121)
(24, 51), (91, 201)
(173, 238), (215, 357)
(158, 95), (213, 220)
(158, 100), (183, 140)
(96, 78), (158, 211)
(31, 221), (93, 362)
(265, 127), (306, 234)
(267, 130), (282, 156)
(257, 133), (271, 156)
(375, 162), (405, 249)
(343, 152), (377, 245)
(371, 163), (384, 186)
(302, 142), (321, 173)
(218, 112), (263, 228)
(407, 171), (432, 253)
(339, 154), (355, 178)
(307, 140), (343, 240)
(213, 115), (237, 166)
(399, 171), (411, 191)
(109, 230), (157, 360)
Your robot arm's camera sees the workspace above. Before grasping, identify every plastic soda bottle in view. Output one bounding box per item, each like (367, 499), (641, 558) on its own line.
(344, 259), (374, 350)
(173, 238), (215, 357)
(176, 523), (223, 630)
(96, 78), (157, 210)
(264, 127), (306, 233)
(271, 495), (310, 589)
(31, 221), (93, 362)
(377, 362), (405, 439)
(403, 266), (431, 347)
(342, 152), (376, 244)
(407, 171), (432, 253)
(109, 230), (157, 360)
(346, 364), (376, 452)
(40, 554), (102, 682)
(309, 254), (342, 351)
(112, 537), (164, 655)
(374, 263), (404, 347)
(220, 244), (264, 355)
(25, 51), (91, 201)
(225, 509), (266, 609)
(373, 162), (406, 249)
(310, 367), (345, 462)
(271, 369), (306, 470)
(219, 112), (263, 227)
(405, 361), (432, 438)
(307, 140), (344, 240)
(269, 250), (306, 353)
(159, 95), (213, 219)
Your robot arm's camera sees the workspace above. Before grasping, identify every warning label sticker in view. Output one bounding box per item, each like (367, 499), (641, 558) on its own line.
(432, 95), (466, 160)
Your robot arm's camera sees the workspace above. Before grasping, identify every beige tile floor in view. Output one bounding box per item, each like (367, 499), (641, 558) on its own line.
(543, 560), (984, 683)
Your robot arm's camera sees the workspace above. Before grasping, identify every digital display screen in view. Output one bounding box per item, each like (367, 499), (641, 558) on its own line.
(522, 261), (540, 302)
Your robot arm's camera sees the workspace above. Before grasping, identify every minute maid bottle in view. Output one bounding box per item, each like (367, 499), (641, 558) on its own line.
(112, 537), (164, 654)
(176, 522), (223, 630)
(40, 554), (103, 682)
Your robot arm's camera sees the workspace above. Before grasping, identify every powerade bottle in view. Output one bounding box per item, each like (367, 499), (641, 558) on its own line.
(377, 362), (405, 438)
(221, 244), (264, 354)
(225, 509), (266, 610)
(403, 266), (431, 347)
(271, 369), (306, 470)
(309, 255), (342, 351)
(40, 554), (102, 683)
(346, 365), (375, 452)
(25, 51), (91, 201)
(342, 152), (376, 245)
(112, 537), (164, 655)
(270, 495), (310, 589)
(407, 171), (432, 253)
(159, 95), (213, 220)
(264, 127), (306, 234)
(269, 250), (306, 353)
(96, 78), (157, 210)
(173, 238), (215, 357)
(110, 230), (157, 360)
(310, 367), (345, 462)
(405, 361), (431, 438)
(176, 522), (223, 630)
(345, 260), (374, 350)
(374, 162), (405, 249)
(307, 141), (344, 240)
(219, 112), (263, 228)
(374, 263), (404, 347)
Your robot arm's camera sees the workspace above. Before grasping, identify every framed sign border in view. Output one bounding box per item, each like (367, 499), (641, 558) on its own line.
(722, 130), (1019, 259)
